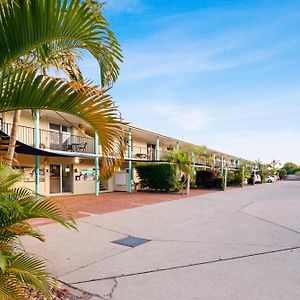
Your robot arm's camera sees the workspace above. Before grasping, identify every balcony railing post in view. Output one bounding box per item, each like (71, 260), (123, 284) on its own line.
(33, 109), (40, 194)
(94, 131), (100, 196)
(127, 128), (132, 193)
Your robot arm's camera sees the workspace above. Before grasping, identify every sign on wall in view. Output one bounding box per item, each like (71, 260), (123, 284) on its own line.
(14, 167), (45, 182)
(75, 168), (95, 181)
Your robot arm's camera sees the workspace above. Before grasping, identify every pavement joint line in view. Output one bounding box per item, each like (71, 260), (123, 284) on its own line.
(236, 201), (255, 211)
(59, 248), (132, 278)
(151, 239), (288, 248)
(69, 245), (300, 284)
(78, 219), (130, 237)
(80, 220), (134, 236)
(238, 209), (300, 234)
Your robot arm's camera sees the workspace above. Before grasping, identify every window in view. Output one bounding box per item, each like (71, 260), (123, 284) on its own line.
(49, 123), (72, 150)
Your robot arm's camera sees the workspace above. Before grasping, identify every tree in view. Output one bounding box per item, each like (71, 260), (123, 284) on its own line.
(267, 159), (281, 176)
(281, 162), (299, 175)
(254, 158), (268, 183)
(0, 0), (125, 298)
(0, 163), (76, 299)
(0, 0), (125, 175)
(164, 149), (193, 195)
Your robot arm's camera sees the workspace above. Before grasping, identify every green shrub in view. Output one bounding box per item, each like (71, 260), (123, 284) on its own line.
(279, 168), (287, 179)
(227, 166), (247, 186)
(196, 169), (221, 189)
(215, 177), (223, 190)
(136, 163), (176, 191)
(281, 162), (299, 174)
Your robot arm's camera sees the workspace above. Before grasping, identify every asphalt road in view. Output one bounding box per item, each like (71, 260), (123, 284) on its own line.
(24, 181), (300, 300)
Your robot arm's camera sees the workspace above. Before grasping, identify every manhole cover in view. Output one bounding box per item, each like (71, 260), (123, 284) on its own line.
(111, 236), (151, 248)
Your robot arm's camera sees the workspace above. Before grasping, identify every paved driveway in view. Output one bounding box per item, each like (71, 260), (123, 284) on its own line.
(24, 181), (300, 299)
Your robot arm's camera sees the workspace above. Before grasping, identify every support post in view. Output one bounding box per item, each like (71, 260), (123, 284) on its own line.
(94, 131), (100, 196)
(33, 109), (40, 194)
(212, 153), (216, 170)
(128, 128), (132, 193)
(191, 152), (195, 175)
(241, 166), (245, 187)
(221, 155), (224, 174)
(155, 136), (160, 161)
(223, 167), (228, 191)
(203, 151), (207, 170)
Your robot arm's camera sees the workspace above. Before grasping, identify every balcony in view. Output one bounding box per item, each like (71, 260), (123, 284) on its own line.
(0, 121), (175, 160)
(0, 122), (94, 154)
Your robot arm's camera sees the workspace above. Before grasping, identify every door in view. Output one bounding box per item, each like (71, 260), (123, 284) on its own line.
(50, 164), (61, 194)
(50, 164), (73, 194)
(62, 164), (72, 193)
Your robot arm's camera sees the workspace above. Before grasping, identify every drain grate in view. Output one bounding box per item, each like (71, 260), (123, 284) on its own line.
(111, 236), (151, 248)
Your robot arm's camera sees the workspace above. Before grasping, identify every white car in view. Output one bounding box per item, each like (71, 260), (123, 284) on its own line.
(266, 176), (275, 183)
(254, 174), (261, 184)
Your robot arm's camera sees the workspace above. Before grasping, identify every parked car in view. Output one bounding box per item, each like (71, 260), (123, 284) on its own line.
(251, 173), (261, 184)
(266, 176), (275, 183)
(254, 174), (261, 184)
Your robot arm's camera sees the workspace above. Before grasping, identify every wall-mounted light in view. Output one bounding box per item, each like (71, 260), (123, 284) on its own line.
(74, 157), (80, 164)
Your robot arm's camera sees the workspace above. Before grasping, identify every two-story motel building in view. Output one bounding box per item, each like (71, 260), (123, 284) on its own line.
(0, 110), (253, 196)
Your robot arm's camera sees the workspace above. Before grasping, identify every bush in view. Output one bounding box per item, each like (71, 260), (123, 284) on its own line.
(215, 177), (223, 190)
(227, 167), (245, 186)
(279, 168), (287, 179)
(136, 163), (176, 191)
(196, 169), (222, 189)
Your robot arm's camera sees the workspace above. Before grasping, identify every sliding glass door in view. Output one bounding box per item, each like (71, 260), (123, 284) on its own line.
(50, 164), (73, 194)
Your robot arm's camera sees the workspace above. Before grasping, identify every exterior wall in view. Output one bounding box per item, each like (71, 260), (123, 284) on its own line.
(2, 110), (252, 195)
(112, 166), (128, 192)
(13, 155), (96, 196)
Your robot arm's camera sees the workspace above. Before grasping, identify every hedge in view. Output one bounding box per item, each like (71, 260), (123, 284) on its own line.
(135, 163), (176, 191)
(196, 170), (222, 189)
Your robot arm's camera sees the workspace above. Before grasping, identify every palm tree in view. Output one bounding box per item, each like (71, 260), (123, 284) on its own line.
(165, 149), (193, 195)
(0, 163), (76, 299)
(0, 0), (125, 176)
(7, 49), (84, 165)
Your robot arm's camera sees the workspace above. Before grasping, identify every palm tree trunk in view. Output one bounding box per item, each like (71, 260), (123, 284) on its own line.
(6, 110), (21, 166)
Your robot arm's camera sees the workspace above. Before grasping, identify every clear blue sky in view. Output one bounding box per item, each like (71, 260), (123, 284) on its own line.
(80, 0), (300, 164)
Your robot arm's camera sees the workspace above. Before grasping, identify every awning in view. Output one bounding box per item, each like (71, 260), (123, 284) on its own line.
(0, 130), (97, 158)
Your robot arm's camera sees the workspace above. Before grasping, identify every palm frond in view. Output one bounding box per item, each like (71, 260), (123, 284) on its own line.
(0, 0), (122, 86)
(0, 164), (22, 194)
(0, 67), (125, 176)
(8, 253), (54, 299)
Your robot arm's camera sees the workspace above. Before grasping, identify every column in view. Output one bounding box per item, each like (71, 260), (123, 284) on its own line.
(221, 155), (224, 174)
(155, 135), (160, 161)
(33, 109), (40, 194)
(212, 153), (216, 170)
(176, 141), (180, 150)
(128, 128), (132, 193)
(191, 152), (195, 175)
(94, 131), (99, 196)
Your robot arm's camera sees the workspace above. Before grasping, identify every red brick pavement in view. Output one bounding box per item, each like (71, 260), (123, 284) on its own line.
(29, 189), (219, 226)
